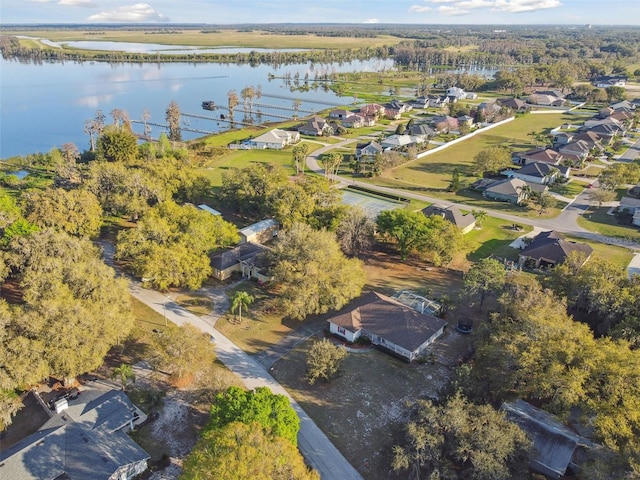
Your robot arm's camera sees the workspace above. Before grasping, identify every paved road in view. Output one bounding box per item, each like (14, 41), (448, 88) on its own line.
(128, 282), (363, 480)
(619, 137), (640, 162)
(306, 140), (640, 250)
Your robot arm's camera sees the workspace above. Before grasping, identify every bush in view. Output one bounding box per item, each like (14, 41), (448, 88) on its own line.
(306, 338), (348, 385)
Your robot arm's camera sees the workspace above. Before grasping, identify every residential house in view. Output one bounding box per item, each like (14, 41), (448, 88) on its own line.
(238, 218), (279, 244)
(507, 161), (569, 185)
(457, 115), (475, 129)
(410, 96), (429, 109)
(476, 101), (502, 121)
(517, 230), (593, 269)
(298, 116), (333, 136)
(250, 128), (299, 149)
(355, 140), (383, 162)
(329, 109), (352, 120)
(407, 124), (436, 141)
(502, 400), (592, 479)
(0, 390), (149, 480)
(380, 134), (424, 150)
(431, 115), (459, 132)
(327, 291), (447, 362)
(483, 178), (546, 205)
(558, 140), (593, 165)
(210, 242), (269, 281)
(592, 75), (627, 88)
(426, 94), (448, 108)
(421, 204), (476, 234)
(386, 99), (412, 113)
(446, 87), (466, 100)
(498, 97), (529, 112)
(528, 93), (566, 107)
(359, 104), (385, 118)
(342, 114), (368, 128)
(512, 148), (563, 166)
(384, 108), (402, 120)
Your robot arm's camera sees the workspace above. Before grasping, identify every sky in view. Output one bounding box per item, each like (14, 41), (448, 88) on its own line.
(1, 0), (638, 25)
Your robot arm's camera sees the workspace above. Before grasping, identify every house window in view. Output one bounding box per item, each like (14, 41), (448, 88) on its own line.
(338, 327), (346, 335)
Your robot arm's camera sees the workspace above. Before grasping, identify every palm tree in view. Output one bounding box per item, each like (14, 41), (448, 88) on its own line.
(230, 291), (254, 324)
(112, 363), (135, 391)
(471, 209), (488, 228)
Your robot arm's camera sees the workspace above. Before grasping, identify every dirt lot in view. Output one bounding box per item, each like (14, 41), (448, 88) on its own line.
(273, 326), (473, 480)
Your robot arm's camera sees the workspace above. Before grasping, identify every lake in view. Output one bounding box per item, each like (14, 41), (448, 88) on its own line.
(0, 56), (394, 158)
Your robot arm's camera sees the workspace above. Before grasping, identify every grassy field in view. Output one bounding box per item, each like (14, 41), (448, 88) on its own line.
(10, 28), (401, 50)
(464, 216), (533, 262)
(549, 181), (587, 198)
(577, 207), (640, 241)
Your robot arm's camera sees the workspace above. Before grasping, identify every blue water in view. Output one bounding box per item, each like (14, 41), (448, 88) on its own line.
(0, 56), (394, 158)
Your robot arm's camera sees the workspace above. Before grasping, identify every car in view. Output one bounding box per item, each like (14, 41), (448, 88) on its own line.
(587, 184), (594, 188)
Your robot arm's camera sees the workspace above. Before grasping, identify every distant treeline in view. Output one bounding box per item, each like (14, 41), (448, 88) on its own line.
(0, 35), (393, 66)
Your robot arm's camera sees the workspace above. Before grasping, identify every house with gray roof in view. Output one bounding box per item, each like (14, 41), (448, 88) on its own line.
(507, 161), (569, 185)
(328, 291), (447, 362)
(483, 178), (547, 205)
(422, 204), (476, 234)
(502, 400), (592, 479)
(210, 242), (269, 281)
(408, 124), (436, 140)
(517, 230), (593, 269)
(0, 390), (149, 480)
(355, 140), (383, 162)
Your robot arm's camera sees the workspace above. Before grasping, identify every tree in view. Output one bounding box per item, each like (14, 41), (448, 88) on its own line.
(96, 124), (139, 163)
(376, 210), (431, 261)
(6, 229), (133, 385)
(447, 167), (461, 192)
(149, 324), (215, 383)
(472, 146), (512, 177)
(306, 339), (348, 385)
(230, 291), (254, 324)
(471, 209), (487, 227)
(268, 223), (365, 320)
(227, 89), (239, 119)
(606, 85), (626, 102)
(291, 143), (309, 175)
(393, 393), (531, 480)
(240, 85), (255, 111)
(165, 100), (182, 141)
(336, 207), (374, 257)
(588, 188), (616, 208)
(320, 152), (342, 181)
(22, 188), (103, 238)
(112, 363), (135, 391)
(116, 201), (238, 290)
(181, 422), (319, 480)
(209, 386), (300, 446)
(83, 110), (105, 152)
(532, 190), (554, 213)
(463, 258), (507, 310)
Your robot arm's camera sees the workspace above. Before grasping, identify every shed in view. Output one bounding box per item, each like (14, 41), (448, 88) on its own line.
(502, 400), (590, 479)
(238, 219), (279, 244)
(198, 204), (222, 216)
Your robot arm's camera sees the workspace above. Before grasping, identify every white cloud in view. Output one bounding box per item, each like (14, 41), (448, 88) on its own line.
(493, 0), (562, 13)
(409, 5), (433, 13)
(364, 18), (380, 23)
(59, 0), (97, 6)
(87, 3), (169, 22)
(455, 0), (494, 9)
(439, 5), (470, 15)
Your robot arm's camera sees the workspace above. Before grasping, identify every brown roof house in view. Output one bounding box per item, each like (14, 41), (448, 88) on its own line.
(327, 291), (447, 362)
(0, 390), (149, 480)
(518, 231), (593, 269)
(298, 116), (333, 136)
(422, 204), (476, 234)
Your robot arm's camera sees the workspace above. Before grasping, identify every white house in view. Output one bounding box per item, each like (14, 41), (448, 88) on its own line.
(251, 128), (299, 149)
(380, 134), (424, 150)
(327, 291), (447, 362)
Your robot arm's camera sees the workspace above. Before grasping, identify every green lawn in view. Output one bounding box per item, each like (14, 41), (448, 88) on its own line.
(577, 207), (640, 241)
(214, 282), (294, 354)
(368, 113), (576, 191)
(549, 181), (586, 198)
(464, 216), (532, 261)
